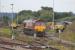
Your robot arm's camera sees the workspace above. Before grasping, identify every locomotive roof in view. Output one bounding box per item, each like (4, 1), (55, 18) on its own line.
(23, 19), (36, 23)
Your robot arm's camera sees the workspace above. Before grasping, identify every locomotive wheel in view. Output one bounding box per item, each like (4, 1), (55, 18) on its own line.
(23, 28), (45, 37)
(36, 31), (45, 37)
(23, 28), (34, 36)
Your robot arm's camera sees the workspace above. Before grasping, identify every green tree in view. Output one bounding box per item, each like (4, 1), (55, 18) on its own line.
(38, 6), (53, 21)
(15, 7), (54, 23)
(54, 12), (74, 20)
(16, 10), (35, 24)
(3, 16), (10, 25)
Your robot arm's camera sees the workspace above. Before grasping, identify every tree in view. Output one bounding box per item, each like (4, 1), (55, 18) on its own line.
(16, 10), (35, 24)
(37, 6), (53, 21)
(3, 16), (10, 25)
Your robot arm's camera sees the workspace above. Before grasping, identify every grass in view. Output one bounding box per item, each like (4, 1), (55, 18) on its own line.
(60, 31), (75, 42)
(59, 21), (75, 42)
(16, 34), (34, 43)
(47, 39), (75, 50)
(0, 27), (11, 38)
(0, 27), (34, 44)
(47, 29), (55, 35)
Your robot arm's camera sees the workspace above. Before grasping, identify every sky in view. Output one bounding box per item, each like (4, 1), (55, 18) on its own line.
(0, 0), (75, 13)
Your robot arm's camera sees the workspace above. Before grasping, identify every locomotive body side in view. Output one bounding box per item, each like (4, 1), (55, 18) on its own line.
(23, 19), (35, 35)
(23, 19), (46, 37)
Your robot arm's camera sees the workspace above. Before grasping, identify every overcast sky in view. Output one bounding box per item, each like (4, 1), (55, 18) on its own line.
(0, 0), (75, 13)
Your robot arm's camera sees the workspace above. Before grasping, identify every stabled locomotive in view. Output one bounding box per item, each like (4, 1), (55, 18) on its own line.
(34, 20), (46, 37)
(23, 19), (46, 37)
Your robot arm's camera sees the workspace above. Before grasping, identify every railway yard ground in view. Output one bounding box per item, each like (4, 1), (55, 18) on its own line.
(0, 22), (75, 50)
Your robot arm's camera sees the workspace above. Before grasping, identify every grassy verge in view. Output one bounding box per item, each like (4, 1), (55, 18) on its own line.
(59, 22), (75, 43)
(0, 27), (11, 38)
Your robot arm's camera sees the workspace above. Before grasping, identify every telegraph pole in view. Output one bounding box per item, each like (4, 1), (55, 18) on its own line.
(53, 0), (55, 29)
(11, 4), (14, 23)
(10, 4), (15, 40)
(0, 0), (1, 18)
(16, 13), (18, 25)
(0, 0), (1, 13)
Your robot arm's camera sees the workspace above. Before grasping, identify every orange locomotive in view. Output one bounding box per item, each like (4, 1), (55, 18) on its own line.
(23, 19), (46, 37)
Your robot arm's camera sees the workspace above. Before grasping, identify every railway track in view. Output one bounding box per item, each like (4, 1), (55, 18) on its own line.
(0, 37), (58, 50)
(45, 33), (75, 47)
(0, 45), (15, 50)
